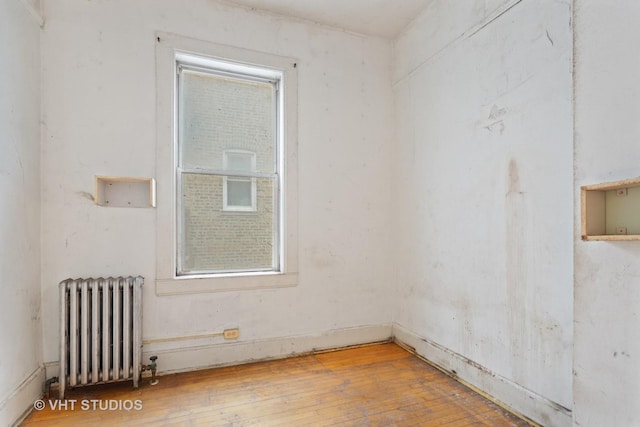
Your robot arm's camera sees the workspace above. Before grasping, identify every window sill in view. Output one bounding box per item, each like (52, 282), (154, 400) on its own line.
(156, 272), (298, 295)
(220, 210), (258, 214)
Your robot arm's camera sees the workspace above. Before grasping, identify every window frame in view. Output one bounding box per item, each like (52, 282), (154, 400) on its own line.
(155, 32), (298, 294)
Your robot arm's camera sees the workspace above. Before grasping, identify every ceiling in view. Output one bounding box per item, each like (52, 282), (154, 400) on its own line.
(222, 0), (432, 39)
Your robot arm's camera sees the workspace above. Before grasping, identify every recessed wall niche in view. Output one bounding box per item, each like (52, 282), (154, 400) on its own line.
(94, 176), (156, 208)
(581, 177), (640, 241)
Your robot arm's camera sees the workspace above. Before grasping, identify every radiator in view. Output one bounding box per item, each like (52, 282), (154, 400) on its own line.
(59, 276), (143, 399)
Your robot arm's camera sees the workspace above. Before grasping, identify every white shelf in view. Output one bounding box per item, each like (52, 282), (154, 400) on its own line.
(581, 177), (640, 241)
(94, 176), (156, 208)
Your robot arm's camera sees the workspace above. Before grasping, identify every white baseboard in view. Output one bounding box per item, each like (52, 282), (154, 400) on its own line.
(43, 361), (59, 381)
(0, 366), (45, 427)
(392, 323), (572, 427)
(141, 324), (393, 375)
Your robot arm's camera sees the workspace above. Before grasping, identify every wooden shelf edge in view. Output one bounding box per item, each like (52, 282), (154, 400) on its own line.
(582, 235), (640, 242)
(581, 177), (640, 191)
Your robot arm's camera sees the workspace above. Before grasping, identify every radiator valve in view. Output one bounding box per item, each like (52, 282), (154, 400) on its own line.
(142, 356), (159, 385)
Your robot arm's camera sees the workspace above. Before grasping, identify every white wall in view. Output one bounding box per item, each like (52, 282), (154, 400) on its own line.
(40, 0), (394, 372)
(391, 1), (573, 425)
(573, 2), (640, 426)
(0, 0), (44, 424)
(40, 2), (640, 426)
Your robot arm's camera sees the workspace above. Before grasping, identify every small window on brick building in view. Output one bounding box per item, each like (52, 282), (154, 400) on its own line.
(223, 150), (256, 212)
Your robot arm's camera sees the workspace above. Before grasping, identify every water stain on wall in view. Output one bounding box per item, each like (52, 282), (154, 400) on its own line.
(505, 158), (530, 377)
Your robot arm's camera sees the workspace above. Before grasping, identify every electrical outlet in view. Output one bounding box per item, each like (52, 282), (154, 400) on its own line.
(617, 227), (628, 235)
(223, 328), (239, 340)
(616, 188), (628, 196)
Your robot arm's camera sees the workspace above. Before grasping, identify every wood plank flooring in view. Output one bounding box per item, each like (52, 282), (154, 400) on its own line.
(21, 343), (531, 426)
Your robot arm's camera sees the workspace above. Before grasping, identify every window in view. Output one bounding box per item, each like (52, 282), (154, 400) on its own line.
(155, 33), (298, 293)
(223, 150), (256, 212)
(177, 54), (279, 275)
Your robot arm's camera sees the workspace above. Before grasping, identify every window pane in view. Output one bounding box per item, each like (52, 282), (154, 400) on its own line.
(179, 173), (276, 273)
(227, 179), (252, 207)
(180, 71), (275, 174)
(226, 153), (253, 172)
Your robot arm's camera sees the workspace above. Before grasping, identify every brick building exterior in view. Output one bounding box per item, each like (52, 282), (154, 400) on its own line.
(179, 71), (276, 273)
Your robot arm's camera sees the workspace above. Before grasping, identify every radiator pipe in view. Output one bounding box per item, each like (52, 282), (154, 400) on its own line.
(142, 356), (159, 385)
(43, 376), (59, 398)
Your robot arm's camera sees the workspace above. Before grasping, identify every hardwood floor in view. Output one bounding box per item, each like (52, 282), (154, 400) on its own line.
(22, 343), (532, 426)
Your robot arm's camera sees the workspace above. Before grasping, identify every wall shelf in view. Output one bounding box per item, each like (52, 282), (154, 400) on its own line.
(94, 176), (156, 208)
(581, 177), (640, 241)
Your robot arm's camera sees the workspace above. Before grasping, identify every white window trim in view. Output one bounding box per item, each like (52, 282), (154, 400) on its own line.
(222, 150), (257, 212)
(155, 32), (298, 295)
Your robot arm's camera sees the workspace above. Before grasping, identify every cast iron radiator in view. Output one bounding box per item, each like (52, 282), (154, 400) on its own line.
(59, 276), (143, 399)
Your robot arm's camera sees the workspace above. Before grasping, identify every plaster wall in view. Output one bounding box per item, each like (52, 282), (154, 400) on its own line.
(573, 2), (640, 425)
(392, 1), (573, 424)
(40, 0), (394, 371)
(0, 0), (43, 424)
